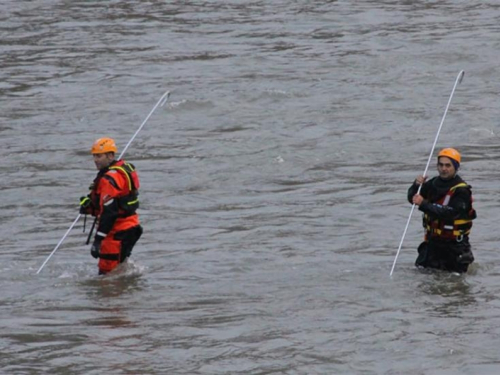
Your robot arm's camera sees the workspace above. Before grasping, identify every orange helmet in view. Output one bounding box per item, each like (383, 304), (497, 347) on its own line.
(91, 137), (117, 154)
(438, 148), (461, 164)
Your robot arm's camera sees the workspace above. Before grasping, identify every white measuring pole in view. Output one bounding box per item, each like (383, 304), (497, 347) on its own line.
(390, 71), (464, 277)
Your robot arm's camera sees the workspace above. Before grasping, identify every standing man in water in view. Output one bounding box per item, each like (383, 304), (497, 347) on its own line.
(408, 148), (476, 273)
(79, 137), (143, 274)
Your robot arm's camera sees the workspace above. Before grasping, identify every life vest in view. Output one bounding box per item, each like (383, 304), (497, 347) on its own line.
(424, 182), (476, 241)
(90, 160), (140, 217)
(109, 160), (140, 217)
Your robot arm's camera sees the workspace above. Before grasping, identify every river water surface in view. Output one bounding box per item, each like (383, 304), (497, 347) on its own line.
(2, 1), (500, 374)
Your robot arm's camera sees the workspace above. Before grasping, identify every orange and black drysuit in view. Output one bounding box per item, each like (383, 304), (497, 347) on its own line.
(81, 159), (142, 274)
(407, 174), (476, 273)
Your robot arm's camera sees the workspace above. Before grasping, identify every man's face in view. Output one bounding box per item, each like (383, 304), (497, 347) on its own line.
(437, 156), (456, 180)
(93, 152), (114, 170)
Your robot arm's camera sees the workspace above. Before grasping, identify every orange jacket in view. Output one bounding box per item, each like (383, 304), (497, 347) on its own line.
(91, 160), (140, 238)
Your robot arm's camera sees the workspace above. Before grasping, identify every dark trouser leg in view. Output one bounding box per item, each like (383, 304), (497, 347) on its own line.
(418, 239), (474, 273)
(114, 225), (143, 263)
(415, 241), (430, 268)
(448, 240), (474, 273)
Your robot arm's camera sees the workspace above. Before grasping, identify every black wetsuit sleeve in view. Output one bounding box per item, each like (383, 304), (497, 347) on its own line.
(407, 180), (430, 204)
(407, 182), (419, 203)
(96, 174), (121, 237)
(97, 199), (119, 236)
(418, 188), (471, 220)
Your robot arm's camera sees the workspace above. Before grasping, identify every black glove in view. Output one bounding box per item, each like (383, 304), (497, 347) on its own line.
(90, 237), (103, 259)
(80, 196), (91, 214)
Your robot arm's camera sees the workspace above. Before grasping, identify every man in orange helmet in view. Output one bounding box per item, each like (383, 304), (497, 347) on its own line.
(80, 137), (143, 274)
(408, 148), (476, 273)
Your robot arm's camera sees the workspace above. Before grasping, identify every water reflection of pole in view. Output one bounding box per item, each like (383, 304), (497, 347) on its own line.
(390, 71), (464, 277)
(36, 91), (170, 274)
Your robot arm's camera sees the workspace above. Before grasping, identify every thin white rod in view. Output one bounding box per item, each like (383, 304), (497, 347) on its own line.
(36, 90), (170, 274)
(390, 70), (464, 277)
(119, 91), (170, 159)
(36, 215), (82, 274)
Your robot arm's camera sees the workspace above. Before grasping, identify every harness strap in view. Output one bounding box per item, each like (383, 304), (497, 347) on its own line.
(99, 253), (120, 261)
(442, 183), (468, 205)
(424, 182), (474, 241)
(426, 226), (471, 237)
(109, 163), (136, 191)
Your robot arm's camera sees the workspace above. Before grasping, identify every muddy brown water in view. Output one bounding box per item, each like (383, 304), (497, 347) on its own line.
(2, 1), (500, 374)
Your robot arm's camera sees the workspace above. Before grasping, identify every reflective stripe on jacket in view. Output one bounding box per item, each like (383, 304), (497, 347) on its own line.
(424, 182), (475, 240)
(92, 159), (141, 237)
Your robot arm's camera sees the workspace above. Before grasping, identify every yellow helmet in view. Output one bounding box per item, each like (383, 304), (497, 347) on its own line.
(438, 148), (461, 164)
